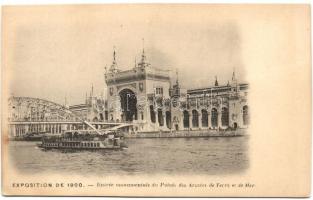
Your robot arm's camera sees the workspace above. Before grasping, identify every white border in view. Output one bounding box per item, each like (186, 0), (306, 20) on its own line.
(0, 1), (312, 200)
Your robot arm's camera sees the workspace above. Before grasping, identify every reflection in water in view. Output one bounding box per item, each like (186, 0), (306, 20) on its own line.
(9, 136), (249, 176)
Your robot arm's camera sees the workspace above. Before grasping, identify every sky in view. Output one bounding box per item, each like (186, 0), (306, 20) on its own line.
(4, 5), (246, 105)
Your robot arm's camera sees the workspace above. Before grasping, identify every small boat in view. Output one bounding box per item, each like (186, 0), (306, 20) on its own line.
(23, 132), (47, 141)
(37, 130), (126, 150)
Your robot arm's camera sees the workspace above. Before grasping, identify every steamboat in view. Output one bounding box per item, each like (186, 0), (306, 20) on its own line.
(37, 130), (126, 150)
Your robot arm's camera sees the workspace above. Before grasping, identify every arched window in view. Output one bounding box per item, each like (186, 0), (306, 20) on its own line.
(211, 108), (218, 128)
(201, 109), (208, 127)
(192, 110), (199, 128)
(158, 109), (164, 126)
(221, 107), (229, 127)
(166, 111), (171, 129)
(150, 105), (156, 123)
(243, 105), (249, 125)
(183, 110), (189, 128)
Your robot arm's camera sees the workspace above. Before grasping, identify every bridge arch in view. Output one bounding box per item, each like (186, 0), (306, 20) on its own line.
(8, 96), (77, 122)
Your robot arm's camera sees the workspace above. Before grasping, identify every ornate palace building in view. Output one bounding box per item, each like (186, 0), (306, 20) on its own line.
(69, 86), (106, 122)
(7, 46), (249, 138)
(105, 48), (249, 132)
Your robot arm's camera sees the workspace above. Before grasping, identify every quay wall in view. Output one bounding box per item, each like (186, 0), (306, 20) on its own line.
(124, 128), (247, 138)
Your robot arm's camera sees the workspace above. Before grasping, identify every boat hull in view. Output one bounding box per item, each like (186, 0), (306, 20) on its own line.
(37, 143), (122, 150)
(37, 142), (124, 150)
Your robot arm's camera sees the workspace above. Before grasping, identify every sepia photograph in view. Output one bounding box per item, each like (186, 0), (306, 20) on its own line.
(1, 4), (311, 197)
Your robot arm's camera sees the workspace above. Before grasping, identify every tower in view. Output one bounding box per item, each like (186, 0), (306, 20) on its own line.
(215, 76), (219, 86)
(137, 39), (150, 68)
(104, 45), (171, 131)
(109, 47), (118, 73)
(231, 69), (239, 92)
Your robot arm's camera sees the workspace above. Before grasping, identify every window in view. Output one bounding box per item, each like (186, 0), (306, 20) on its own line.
(158, 109), (164, 126)
(201, 109), (208, 127)
(183, 110), (189, 128)
(192, 110), (199, 128)
(221, 107), (229, 127)
(243, 105), (249, 125)
(155, 87), (163, 95)
(211, 108), (218, 128)
(150, 105), (156, 123)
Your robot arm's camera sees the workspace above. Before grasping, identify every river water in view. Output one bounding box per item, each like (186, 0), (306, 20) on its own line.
(8, 136), (249, 176)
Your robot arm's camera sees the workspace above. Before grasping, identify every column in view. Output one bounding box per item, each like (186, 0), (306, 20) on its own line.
(25, 124), (29, 133)
(208, 111), (211, 128)
(188, 112), (192, 129)
(146, 105), (151, 123)
(155, 110), (159, 127)
(218, 110), (222, 129)
(162, 112), (166, 128)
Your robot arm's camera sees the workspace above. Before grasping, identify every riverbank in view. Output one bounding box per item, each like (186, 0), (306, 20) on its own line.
(9, 129), (247, 141)
(124, 128), (246, 138)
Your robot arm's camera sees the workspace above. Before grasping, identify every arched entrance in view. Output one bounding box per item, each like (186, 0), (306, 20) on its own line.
(119, 89), (137, 122)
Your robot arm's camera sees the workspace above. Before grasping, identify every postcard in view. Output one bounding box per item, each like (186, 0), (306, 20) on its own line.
(1, 4), (311, 197)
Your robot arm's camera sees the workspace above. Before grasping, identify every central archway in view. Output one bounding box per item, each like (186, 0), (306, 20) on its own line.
(119, 89), (137, 122)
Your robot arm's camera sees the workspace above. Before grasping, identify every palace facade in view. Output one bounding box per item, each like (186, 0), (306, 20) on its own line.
(7, 47), (249, 137)
(104, 48), (249, 132)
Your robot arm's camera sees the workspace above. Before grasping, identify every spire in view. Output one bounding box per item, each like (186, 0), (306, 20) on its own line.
(175, 68), (179, 86)
(90, 84), (94, 97)
(85, 92), (88, 103)
(138, 38), (150, 68)
(141, 38), (146, 63)
(231, 68), (238, 87)
(113, 46), (116, 63)
(232, 68), (236, 81)
(109, 46), (118, 73)
(215, 76), (219, 86)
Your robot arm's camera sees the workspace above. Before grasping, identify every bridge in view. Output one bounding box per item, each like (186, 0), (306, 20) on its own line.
(7, 96), (134, 138)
